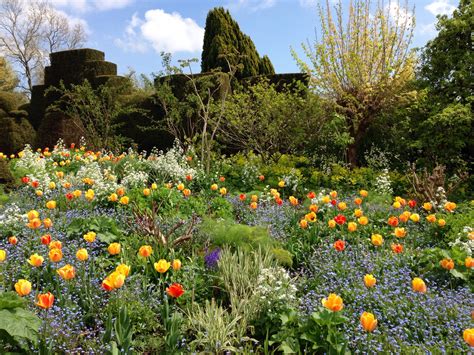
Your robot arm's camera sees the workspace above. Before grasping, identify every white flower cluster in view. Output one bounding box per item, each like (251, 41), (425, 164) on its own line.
(121, 162), (148, 189)
(241, 163), (259, 189)
(254, 267), (297, 309)
(375, 169), (393, 195)
(449, 226), (474, 256)
(14, 145), (52, 189)
(0, 203), (28, 235)
(281, 169), (300, 192)
(434, 186), (447, 208)
(146, 142), (196, 182)
(74, 161), (118, 198)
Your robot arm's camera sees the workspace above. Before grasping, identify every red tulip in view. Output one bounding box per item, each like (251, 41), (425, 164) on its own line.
(166, 283), (185, 298)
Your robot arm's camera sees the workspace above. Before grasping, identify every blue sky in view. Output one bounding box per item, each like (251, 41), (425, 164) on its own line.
(50, 0), (460, 77)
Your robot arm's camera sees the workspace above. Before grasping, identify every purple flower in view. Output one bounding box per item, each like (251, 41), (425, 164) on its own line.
(204, 248), (221, 269)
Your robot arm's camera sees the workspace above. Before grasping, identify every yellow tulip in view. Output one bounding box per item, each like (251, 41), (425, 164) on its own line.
(154, 259), (171, 273)
(360, 312), (378, 332)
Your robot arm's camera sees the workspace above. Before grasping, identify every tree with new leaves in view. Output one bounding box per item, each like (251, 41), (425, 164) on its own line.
(419, 0), (473, 104)
(0, 0), (86, 93)
(0, 56), (18, 91)
(293, 0), (416, 166)
(201, 7), (275, 78)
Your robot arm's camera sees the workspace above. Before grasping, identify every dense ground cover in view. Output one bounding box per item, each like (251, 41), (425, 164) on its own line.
(0, 142), (472, 353)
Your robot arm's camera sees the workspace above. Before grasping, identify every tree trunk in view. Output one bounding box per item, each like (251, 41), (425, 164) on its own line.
(347, 142), (358, 168)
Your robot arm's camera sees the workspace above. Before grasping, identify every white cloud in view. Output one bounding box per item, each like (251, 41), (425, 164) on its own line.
(115, 9), (204, 54)
(227, 0), (276, 12)
(50, 0), (134, 13)
(419, 22), (437, 36)
(385, 3), (414, 27)
(425, 0), (456, 16)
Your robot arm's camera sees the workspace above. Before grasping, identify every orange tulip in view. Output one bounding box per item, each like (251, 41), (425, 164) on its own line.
(107, 243), (121, 255)
(440, 258), (454, 270)
(43, 218), (53, 229)
(119, 196), (129, 205)
(172, 259), (182, 271)
(138, 245), (153, 258)
(391, 243), (404, 254)
(116, 264), (131, 277)
(143, 188), (151, 196)
(388, 216), (399, 227)
(394, 227), (407, 238)
(426, 214), (437, 223)
(57, 264), (76, 280)
(322, 293), (344, 312)
(40, 234), (51, 245)
(333, 240), (346, 252)
(358, 216), (368, 225)
(48, 248), (63, 263)
(28, 218), (42, 229)
(36, 292), (54, 309)
(49, 240), (62, 249)
(8, 236), (17, 245)
(348, 222), (357, 232)
(299, 219), (308, 229)
(328, 219), (336, 228)
(46, 200), (56, 209)
(463, 328), (474, 347)
(210, 184), (218, 191)
(27, 254), (44, 267)
(183, 189), (191, 197)
(412, 277), (427, 293)
(437, 219), (446, 227)
(359, 190), (368, 197)
(465, 257), (474, 268)
(444, 202), (456, 213)
(250, 202), (258, 209)
(360, 312), (378, 332)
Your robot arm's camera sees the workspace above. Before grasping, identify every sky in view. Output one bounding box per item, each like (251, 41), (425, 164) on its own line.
(48, 0), (460, 77)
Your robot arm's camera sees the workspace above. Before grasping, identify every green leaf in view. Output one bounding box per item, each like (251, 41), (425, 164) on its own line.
(0, 308), (41, 342)
(97, 232), (118, 244)
(450, 269), (467, 280)
(0, 292), (26, 309)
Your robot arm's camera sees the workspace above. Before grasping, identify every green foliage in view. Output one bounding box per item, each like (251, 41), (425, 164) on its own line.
(0, 292), (41, 350)
(0, 160), (15, 191)
(271, 248), (293, 267)
(271, 308), (349, 354)
(200, 218), (276, 251)
(201, 7), (274, 78)
(47, 79), (141, 151)
(0, 91), (25, 113)
(220, 79), (348, 158)
(103, 306), (134, 354)
(66, 216), (123, 243)
(0, 117), (36, 155)
(419, 0), (473, 104)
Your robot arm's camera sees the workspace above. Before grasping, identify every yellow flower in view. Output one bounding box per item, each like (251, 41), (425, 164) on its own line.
(76, 248), (89, 261)
(27, 210), (39, 220)
(328, 219), (336, 228)
(27, 253), (44, 267)
(299, 219), (308, 229)
(48, 182), (56, 190)
(359, 190), (369, 197)
(426, 214), (437, 223)
(57, 264), (76, 280)
(337, 202), (347, 210)
(46, 200), (57, 209)
(444, 201), (456, 213)
(85, 189), (95, 201)
(143, 188), (151, 196)
(107, 243), (121, 255)
(412, 277), (427, 293)
(371, 234), (383, 247)
(392, 201), (401, 209)
(464, 329), (474, 347)
(322, 195), (331, 204)
(364, 274), (376, 288)
(119, 196), (129, 205)
(360, 312), (378, 332)
(354, 209), (363, 218)
(151, 183), (158, 190)
(358, 216), (369, 225)
(409, 213), (420, 223)
(15, 279), (32, 296)
(210, 184), (218, 191)
(322, 293), (343, 312)
(423, 202), (432, 211)
(219, 187), (227, 196)
(0, 249), (7, 262)
(437, 219), (446, 227)
(348, 222), (357, 232)
(108, 193), (118, 202)
(394, 227), (406, 238)
(177, 183), (185, 191)
(84, 231), (96, 243)
(330, 190), (337, 198)
(116, 264), (131, 277)
(278, 180), (285, 188)
(154, 259), (171, 273)
(36, 190), (43, 197)
(73, 190), (82, 198)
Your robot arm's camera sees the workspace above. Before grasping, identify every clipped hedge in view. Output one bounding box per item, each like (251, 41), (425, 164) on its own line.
(35, 111), (85, 149)
(0, 117), (36, 155)
(49, 48), (104, 67)
(0, 159), (15, 190)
